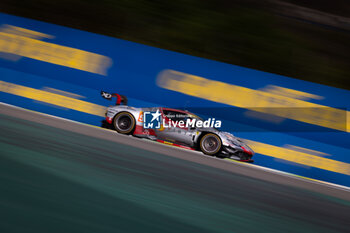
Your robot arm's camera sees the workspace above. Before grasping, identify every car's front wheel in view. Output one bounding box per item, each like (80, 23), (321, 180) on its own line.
(113, 112), (135, 135)
(199, 133), (222, 156)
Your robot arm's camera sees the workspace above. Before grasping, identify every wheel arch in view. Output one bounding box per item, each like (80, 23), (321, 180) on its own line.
(113, 111), (136, 134)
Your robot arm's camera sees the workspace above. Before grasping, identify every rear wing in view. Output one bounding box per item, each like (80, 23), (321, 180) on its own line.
(101, 91), (128, 105)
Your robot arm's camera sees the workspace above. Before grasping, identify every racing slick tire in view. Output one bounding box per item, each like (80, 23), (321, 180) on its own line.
(199, 133), (222, 156)
(113, 112), (136, 135)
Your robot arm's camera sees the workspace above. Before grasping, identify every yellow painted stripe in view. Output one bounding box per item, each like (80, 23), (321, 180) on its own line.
(245, 139), (350, 175)
(163, 141), (173, 145)
(0, 81), (106, 117)
(1, 24), (54, 39)
(264, 85), (323, 100)
(157, 69), (349, 132)
(1, 81), (349, 176)
(0, 31), (112, 75)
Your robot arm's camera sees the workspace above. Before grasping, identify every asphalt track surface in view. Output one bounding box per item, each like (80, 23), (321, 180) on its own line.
(1, 103), (350, 233)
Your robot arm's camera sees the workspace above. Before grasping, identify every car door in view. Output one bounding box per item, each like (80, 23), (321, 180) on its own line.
(156, 108), (196, 146)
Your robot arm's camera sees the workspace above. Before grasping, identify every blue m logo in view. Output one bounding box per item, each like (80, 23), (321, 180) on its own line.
(143, 110), (161, 129)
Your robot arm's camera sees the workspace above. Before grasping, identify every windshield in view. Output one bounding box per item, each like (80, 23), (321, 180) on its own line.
(187, 113), (203, 121)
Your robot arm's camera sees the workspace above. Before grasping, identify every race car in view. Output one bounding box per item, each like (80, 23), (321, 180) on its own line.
(101, 91), (254, 162)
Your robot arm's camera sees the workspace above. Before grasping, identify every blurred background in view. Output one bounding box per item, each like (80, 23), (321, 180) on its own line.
(1, 1), (350, 233)
(1, 0), (349, 89)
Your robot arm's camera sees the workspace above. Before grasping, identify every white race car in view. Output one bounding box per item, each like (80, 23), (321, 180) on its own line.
(101, 91), (254, 162)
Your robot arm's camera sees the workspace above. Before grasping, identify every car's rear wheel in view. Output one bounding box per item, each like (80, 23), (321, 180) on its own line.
(113, 112), (135, 134)
(199, 133), (222, 156)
